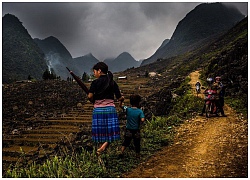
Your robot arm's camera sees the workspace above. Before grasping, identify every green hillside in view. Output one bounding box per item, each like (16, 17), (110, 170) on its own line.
(2, 14), (47, 83)
(200, 17), (248, 112)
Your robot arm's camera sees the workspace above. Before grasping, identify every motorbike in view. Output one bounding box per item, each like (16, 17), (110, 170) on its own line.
(204, 89), (218, 118)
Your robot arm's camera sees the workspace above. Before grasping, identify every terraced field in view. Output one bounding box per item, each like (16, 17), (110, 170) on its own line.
(2, 76), (154, 173)
(2, 104), (91, 170)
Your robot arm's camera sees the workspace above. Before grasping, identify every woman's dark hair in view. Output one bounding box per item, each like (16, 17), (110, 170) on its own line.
(93, 62), (108, 74)
(93, 62), (114, 88)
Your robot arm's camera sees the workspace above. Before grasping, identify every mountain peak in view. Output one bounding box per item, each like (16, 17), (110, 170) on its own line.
(141, 2), (244, 66)
(172, 2), (244, 42)
(85, 53), (95, 58)
(44, 36), (63, 44)
(3, 13), (47, 83)
(103, 52), (140, 73)
(34, 36), (72, 59)
(3, 13), (19, 21)
(118, 52), (133, 58)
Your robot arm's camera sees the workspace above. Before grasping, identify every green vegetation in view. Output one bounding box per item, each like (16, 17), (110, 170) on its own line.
(5, 77), (204, 178)
(225, 97), (247, 118)
(3, 14), (47, 83)
(197, 17), (247, 119)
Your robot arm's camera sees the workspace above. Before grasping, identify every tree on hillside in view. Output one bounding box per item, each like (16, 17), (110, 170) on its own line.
(82, 72), (89, 82)
(42, 69), (56, 80)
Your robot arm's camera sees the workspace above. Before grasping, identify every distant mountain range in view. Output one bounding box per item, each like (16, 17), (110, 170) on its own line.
(3, 15), (141, 82)
(2, 2), (245, 83)
(34, 36), (141, 79)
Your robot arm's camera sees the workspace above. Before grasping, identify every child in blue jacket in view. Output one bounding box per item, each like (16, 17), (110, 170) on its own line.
(119, 94), (145, 158)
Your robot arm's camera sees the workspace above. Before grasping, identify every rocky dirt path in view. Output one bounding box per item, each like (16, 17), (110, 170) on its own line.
(123, 70), (248, 178)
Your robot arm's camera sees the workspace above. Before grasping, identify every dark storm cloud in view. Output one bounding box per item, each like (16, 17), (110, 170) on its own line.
(3, 2), (92, 48)
(2, 2), (248, 61)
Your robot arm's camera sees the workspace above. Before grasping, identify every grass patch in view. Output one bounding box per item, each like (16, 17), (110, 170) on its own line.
(225, 97), (248, 118)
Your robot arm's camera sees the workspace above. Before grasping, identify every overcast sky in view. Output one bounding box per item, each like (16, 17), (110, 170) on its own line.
(2, 2), (248, 61)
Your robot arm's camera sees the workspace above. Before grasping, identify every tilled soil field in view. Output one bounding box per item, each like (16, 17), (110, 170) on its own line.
(2, 76), (154, 175)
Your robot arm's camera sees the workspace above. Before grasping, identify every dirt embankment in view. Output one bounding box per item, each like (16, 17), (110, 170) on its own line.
(123, 70), (248, 178)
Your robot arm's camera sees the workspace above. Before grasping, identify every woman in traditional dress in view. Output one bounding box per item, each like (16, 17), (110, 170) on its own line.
(87, 62), (124, 155)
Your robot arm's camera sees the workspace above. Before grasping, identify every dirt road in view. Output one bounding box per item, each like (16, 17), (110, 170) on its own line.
(123, 70), (248, 178)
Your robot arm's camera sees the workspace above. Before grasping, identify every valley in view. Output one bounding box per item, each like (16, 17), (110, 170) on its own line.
(2, 3), (247, 177)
